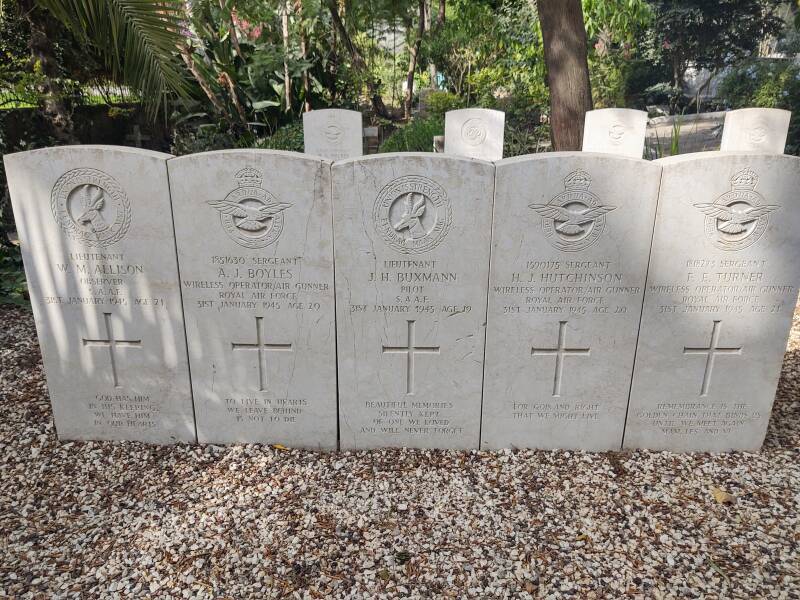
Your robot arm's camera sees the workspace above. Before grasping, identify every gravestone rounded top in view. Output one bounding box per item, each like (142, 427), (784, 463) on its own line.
(303, 109), (363, 161)
(581, 108), (648, 159)
(719, 108), (791, 154)
(444, 109), (505, 161)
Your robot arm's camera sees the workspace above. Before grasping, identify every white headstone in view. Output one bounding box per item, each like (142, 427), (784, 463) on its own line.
(720, 108), (790, 153)
(332, 154), (495, 449)
(444, 108), (505, 161)
(4, 146), (194, 443)
(168, 151), (337, 448)
(481, 153), (661, 450)
(582, 108), (647, 158)
(303, 109), (363, 160)
(625, 152), (800, 452)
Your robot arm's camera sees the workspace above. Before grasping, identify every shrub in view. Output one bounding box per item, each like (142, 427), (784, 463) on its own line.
(379, 116), (444, 153)
(0, 244), (27, 307)
(425, 91), (463, 117)
(254, 122), (304, 152)
(719, 59), (800, 155)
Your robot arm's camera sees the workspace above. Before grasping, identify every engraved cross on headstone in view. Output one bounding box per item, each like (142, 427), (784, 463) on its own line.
(232, 316), (293, 391)
(382, 320), (440, 395)
(531, 321), (590, 397)
(683, 320), (742, 396)
(82, 312), (142, 388)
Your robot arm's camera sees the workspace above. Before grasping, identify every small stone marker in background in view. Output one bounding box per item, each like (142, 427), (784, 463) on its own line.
(444, 108), (505, 161)
(719, 108), (790, 153)
(582, 108), (647, 158)
(168, 151), (337, 447)
(303, 109), (363, 160)
(333, 154), (495, 449)
(482, 154), (661, 450)
(625, 153), (800, 452)
(4, 147), (194, 443)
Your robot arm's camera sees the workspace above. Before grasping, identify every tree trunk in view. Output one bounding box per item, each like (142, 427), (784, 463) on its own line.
(295, 0), (311, 111)
(19, 0), (76, 143)
(281, 2), (292, 112)
(404, 0), (425, 120)
(538, 0), (592, 151)
(325, 0), (390, 119)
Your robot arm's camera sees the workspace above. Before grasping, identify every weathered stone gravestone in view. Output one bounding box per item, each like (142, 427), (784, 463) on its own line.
(720, 108), (791, 153)
(168, 151), (337, 447)
(481, 154), (661, 450)
(303, 109), (363, 160)
(625, 153), (800, 452)
(4, 147), (194, 443)
(444, 108), (505, 161)
(332, 154), (494, 449)
(582, 108), (647, 158)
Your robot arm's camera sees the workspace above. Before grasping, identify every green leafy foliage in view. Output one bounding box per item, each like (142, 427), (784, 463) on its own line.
(254, 122), (304, 152)
(0, 245), (28, 307)
(720, 59), (800, 155)
(425, 91), (463, 117)
(379, 116), (443, 153)
(36, 0), (191, 117)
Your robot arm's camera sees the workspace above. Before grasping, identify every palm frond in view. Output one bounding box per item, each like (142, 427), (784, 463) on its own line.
(36, 0), (191, 117)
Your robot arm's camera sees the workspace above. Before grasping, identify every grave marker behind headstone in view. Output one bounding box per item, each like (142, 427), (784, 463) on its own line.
(4, 146), (194, 443)
(444, 108), (505, 161)
(625, 152), (800, 451)
(332, 154), (495, 449)
(481, 153), (661, 450)
(582, 108), (647, 158)
(303, 109), (363, 160)
(168, 151), (337, 447)
(720, 108), (790, 153)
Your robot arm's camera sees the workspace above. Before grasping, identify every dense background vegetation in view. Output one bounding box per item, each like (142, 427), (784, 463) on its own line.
(1, 0), (799, 304)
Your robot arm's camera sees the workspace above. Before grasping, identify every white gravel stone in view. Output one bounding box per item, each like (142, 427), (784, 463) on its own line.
(0, 303), (799, 598)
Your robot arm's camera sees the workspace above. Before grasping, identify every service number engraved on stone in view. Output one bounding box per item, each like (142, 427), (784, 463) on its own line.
(529, 169), (616, 252)
(373, 175), (452, 254)
(460, 118), (488, 146)
(208, 167), (292, 249)
(51, 168), (131, 247)
(692, 167), (779, 252)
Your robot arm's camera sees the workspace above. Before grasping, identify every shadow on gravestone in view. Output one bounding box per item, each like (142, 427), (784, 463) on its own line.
(332, 154), (495, 450)
(4, 146), (194, 443)
(482, 153), (661, 451)
(625, 152), (800, 452)
(168, 150), (337, 448)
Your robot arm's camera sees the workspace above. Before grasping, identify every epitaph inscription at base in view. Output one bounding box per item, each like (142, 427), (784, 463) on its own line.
(624, 153), (800, 452)
(333, 154), (495, 449)
(168, 150), (337, 447)
(481, 153), (661, 450)
(4, 146), (194, 443)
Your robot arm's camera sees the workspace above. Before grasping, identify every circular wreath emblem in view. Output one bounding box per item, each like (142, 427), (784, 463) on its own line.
(460, 118), (488, 147)
(372, 175), (452, 254)
(219, 186), (286, 249)
(50, 168), (131, 247)
(702, 188), (771, 251)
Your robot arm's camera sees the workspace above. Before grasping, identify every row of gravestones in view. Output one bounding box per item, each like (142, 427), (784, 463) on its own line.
(5, 108), (798, 452)
(304, 107), (793, 161)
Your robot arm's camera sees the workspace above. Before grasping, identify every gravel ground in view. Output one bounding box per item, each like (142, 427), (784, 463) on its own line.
(1, 304), (798, 600)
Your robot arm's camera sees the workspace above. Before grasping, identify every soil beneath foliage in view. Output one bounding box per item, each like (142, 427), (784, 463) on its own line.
(0, 304), (798, 599)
